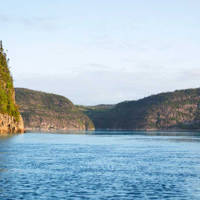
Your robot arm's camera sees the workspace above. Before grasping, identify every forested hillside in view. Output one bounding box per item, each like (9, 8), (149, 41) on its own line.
(81, 88), (200, 130)
(0, 41), (24, 134)
(15, 88), (94, 131)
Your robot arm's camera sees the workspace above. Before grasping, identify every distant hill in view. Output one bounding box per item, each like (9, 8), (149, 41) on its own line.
(16, 87), (200, 131)
(80, 88), (200, 130)
(77, 104), (115, 129)
(0, 42), (24, 134)
(15, 88), (94, 131)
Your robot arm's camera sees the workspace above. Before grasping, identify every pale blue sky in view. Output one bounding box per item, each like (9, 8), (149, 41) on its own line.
(1, 0), (200, 105)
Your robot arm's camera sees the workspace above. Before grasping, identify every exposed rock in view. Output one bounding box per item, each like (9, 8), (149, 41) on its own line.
(0, 114), (24, 134)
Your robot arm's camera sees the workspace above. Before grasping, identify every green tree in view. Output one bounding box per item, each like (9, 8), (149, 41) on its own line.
(0, 41), (20, 121)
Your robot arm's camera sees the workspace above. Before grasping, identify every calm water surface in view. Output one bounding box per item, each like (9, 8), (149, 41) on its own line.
(0, 131), (200, 200)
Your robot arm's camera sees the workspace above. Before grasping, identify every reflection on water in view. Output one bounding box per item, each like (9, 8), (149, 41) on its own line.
(0, 131), (200, 200)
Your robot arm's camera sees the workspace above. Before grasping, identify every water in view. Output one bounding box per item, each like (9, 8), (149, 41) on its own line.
(0, 131), (200, 200)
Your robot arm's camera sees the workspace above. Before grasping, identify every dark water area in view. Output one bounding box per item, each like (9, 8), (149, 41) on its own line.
(0, 131), (200, 200)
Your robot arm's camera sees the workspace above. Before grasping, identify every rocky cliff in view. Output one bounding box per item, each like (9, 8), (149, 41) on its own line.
(0, 41), (24, 134)
(81, 88), (200, 130)
(15, 88), (94, 131)
(0, 114), (24, 134)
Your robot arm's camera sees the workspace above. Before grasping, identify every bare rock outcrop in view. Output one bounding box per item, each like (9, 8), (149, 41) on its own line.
(0, 114), (24, 134)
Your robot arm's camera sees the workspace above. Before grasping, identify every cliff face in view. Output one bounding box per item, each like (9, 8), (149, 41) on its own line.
(0, 114), (24, 134)
(15, 88), (94, 131)
(82, 88), (200, 130)
(0, 42), (24, 134)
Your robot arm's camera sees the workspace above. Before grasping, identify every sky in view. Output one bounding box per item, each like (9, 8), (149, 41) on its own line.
(0, 0), (200, 105)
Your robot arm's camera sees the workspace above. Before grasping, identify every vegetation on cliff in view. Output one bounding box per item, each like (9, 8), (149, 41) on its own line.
(81, 88), (200, 130)
(0, 41), (20, 121)
(77, 104), (114, 129)
(15, 86), (200, 131)
(15, 88), (94, 131)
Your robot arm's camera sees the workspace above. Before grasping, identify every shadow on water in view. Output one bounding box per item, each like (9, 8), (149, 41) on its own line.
(0, 134), (17, 140)
(85, 130), (200, 137)
(85, 130), (200, 144)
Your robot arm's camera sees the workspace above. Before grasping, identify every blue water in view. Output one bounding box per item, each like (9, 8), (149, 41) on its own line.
(0, 131), (200, 200)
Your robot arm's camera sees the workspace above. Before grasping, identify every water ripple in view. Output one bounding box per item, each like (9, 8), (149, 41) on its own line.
(0, 132), (200, 199)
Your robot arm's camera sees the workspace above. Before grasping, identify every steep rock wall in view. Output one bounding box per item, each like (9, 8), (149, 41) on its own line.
(0, 114), (24, 134)
(0, 41), (24, 134)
